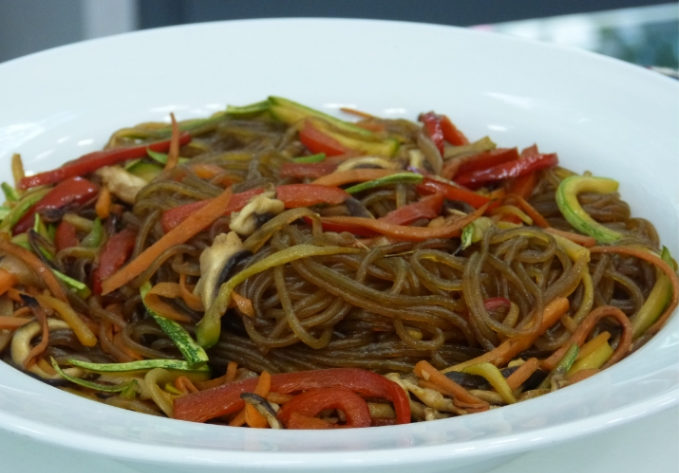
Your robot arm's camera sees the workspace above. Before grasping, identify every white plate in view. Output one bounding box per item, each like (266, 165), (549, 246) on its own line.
(0, 18), (677, 473)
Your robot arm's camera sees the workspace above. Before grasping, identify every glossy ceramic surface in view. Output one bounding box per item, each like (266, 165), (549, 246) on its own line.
(0, 18), (677, 473)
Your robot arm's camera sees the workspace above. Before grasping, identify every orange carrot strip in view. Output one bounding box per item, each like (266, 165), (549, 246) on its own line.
(0, 268), (17, 296)
(541, 305), (632, 371)
(567, 368), (599, 383)
(143, 290), (192, 323)
(0, 316), (31, 329)
(0, 237), (67, 301)
(35, 293), (97, 347)
(225, 360), (238, 382)
(339, 107), (376, 119)
(445, 297), (570, 371)
(179, 273), (204, 311)
(506, 357), (540, 390)
(590, 245), (679, 337)
(175, 376), (200, 395)
(509, 195), (550, 228)
(228, 409), (246, 427)
(231, 291), (255, 317)
(575, 331), (611, 361)
(24, 303), (49, 369)
(164, 113), (180, 171)
(244, 371), (271, 428)
(414, 360), (489, 410)
(312, 168), (395, 187)
(544, 227), (596, 247)
(112, 330), (144, 361)
(95, 186), (112, 219)
(321, 203), (489, 242)
(101, 186), (233, 294)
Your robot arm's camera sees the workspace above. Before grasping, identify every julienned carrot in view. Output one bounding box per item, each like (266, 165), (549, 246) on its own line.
(444, 297), (570, 371)
(0, 236), (67, 302)
(0, 268), (17, 296)
(95, 186), (112, 219)
(244, 371), (272, 428)
(101, 187), (233, 295)
(541, 305), (632, 371)
(509, 195), (549, 228)
(35, 293), (97, 347)
(164, 113), (180, 171)
(231, 291), (255, 317)
(505, 357), (540, 390)
(312, 168), (395, 187)
(143, 284), (192, 323)
(414, 360), (489, 410)
(0, 316), (31, 329)
(320, 203), (489, 242)
(589, 245), (679, 338)
(24, 303), (49, 369)
(179, 273), (204, 311)
(544, 227), (596, 247)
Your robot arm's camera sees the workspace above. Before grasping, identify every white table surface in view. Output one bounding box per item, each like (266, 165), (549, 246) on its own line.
(0, 406), (676, 473)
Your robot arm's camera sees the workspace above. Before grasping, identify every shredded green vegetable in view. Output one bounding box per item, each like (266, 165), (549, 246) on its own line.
(51, 357), (137, 393)
(140, 282), (209, 368)
(345, 172), (423, 194)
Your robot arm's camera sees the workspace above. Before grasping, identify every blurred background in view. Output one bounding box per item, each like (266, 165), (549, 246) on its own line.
(0, 0), (677, 73)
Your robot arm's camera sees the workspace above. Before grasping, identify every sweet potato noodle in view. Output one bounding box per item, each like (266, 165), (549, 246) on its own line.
(1, 97), (676, 428)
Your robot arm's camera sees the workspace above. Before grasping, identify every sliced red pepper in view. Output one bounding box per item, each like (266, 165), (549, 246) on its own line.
(379, 192), (444, 226)
(276, 184), (349, 208)
(454, 148), (558, 189)
(160, 187), (265, 233)
(54, 220), (79, 251)
(277, 387), (372, 429)
(92, 228), (137, 295)
(299, 119), (350, 156)
(439, 114), (469, 146)
(419, 112), (469, 155)
(173, 367), (410, 425)
(417, 177), (491, 209)
(418, 112), (446, 155)
(279, 161), (339, 180)
(455, 148), (520, 176)
(19, 132), (192, 190)
(14, 176), (99, 234)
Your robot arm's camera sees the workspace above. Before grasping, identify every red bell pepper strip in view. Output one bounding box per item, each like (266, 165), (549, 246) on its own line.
(160, 187), (265, 233)
(277, 387), (372, 428)
(439, 114), (469, 146)
(418, 112), (446, 155)
(92, 228), (137, 295)
(19, 132), (192, 190)
(417, 176), (490, 209)
(454, 149), (558, 189)
(173, 367), (411, 425)
(54, 220), (79, 251)
(299, 119), (350, 156)
(455, 148), (520, 176)
(14, 176), (99, 234)
(419, 112), (470, 155)
(276, 184), (349, 208)
(379, 193), (444, 225)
